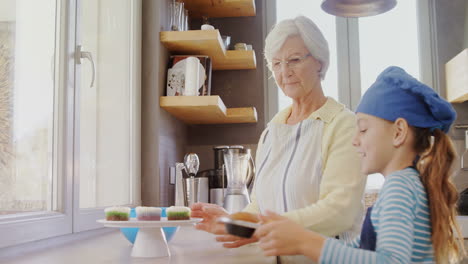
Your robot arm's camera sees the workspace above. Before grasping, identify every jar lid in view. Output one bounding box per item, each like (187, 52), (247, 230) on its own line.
(229, 145), (244, 149)
(213, 145), (230, 150)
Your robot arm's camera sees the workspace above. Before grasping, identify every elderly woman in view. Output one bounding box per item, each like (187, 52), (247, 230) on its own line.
(191, 16), (366, 263)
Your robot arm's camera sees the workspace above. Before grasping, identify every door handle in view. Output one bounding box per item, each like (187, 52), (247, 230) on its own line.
(76, 45), (96, 88)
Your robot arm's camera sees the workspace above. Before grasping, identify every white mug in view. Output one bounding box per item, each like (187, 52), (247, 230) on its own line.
(201, 24), (215, 30)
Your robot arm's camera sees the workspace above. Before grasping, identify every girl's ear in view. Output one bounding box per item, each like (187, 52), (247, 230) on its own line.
(393, 118), (409, 147)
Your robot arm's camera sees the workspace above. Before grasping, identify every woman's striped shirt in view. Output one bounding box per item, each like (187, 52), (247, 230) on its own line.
(320, 167), (434, 263)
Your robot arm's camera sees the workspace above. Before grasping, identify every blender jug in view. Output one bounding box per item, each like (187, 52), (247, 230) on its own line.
(223, 148), (255, 213)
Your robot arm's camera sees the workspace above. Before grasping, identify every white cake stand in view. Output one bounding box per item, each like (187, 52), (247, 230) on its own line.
(97, 217), (201, 258)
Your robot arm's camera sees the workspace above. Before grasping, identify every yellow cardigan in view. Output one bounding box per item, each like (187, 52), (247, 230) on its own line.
(244, 97), (366, 238)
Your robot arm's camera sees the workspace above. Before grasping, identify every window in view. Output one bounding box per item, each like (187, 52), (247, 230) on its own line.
(269, 1), (434, 190)
(276, 0), (339, 110)
(0, 0), (141, 247)
(358, 1), (421, 95)
(0, 0), (58, 217)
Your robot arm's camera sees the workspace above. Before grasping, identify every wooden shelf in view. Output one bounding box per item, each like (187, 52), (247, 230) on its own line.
(160, 30), (256, 70)
(160, 96), (257, 124)
(181, 0), (256, 18)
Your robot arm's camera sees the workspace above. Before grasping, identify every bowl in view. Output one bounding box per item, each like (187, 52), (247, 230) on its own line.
(120, 207), (179, 243)
(218, 217), (259, 238)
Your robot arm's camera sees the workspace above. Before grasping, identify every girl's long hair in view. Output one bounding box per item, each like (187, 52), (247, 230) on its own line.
(413, 127), (466, 263)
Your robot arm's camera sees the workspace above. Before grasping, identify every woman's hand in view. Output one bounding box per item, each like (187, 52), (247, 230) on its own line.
(216, 234), (259, 248)
(190, 202), (228, 235)
(255, 211), (325, 261)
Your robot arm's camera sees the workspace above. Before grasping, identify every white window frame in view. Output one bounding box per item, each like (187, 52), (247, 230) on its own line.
(264, 0), (437, 121)
(72, 0), (142, 233)
(0, 0), (73, 248)
(0, 0), (142, 248)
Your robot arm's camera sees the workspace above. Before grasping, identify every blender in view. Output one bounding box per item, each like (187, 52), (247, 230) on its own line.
(223, 147), (255, 213)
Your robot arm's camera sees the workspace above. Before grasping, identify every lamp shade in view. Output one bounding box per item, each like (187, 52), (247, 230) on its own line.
(321, 0), (397, 18)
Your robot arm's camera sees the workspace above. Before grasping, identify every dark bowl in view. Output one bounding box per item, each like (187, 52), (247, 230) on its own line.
(218, 217), (260, 238)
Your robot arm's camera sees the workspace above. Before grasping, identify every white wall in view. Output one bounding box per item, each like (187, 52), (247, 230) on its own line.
(0, 0), (16, 21)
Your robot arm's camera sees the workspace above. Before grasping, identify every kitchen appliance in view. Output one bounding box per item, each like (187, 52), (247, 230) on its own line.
(223, 147), (255, 213)
(174, 153), (209, 206)
(209, 146), (229, 206)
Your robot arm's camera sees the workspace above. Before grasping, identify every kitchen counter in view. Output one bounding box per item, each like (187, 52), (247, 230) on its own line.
(2, 226), (276, 264)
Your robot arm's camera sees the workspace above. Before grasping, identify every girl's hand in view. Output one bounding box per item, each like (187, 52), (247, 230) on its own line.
(216, 234), (259, 248)
(255, 210), (325, 261)
(190, 203), (228, 235)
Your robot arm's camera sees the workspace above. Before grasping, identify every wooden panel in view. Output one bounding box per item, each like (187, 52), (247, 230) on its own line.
(160, 96), (257, 124)
(446, 49), (468, 103)
(181, 0), (256, 18)
(214, 50), (256, 70)
(226, 107), (258, 123)
(160, 30), (226, 56)
(160, 30), (256, 70)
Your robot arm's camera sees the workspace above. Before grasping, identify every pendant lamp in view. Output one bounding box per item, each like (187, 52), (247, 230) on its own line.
(321, 0), (397, 18)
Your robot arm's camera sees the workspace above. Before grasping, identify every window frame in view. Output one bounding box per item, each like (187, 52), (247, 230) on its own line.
(0, 0), (74, 248)
(71, 0), (142, 233)
(0, 0), (142, 247)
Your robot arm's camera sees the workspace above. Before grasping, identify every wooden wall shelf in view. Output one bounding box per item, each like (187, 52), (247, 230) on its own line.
(181, 0), (256, 18)
(160, 30), (256, 70)
(160, 96), (257, 124)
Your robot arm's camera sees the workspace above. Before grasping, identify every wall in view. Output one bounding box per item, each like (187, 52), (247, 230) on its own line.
(434, 0), (468, 191)
(141, 0), (188, 206)
(142, 0), (267, 206)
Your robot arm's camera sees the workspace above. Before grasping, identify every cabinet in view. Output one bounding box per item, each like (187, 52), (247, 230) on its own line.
(446, 48), (468, 103)
(159, 0), (257, 124)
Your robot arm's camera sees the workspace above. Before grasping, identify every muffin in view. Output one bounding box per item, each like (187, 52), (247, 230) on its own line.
(229, 212), (259, 223)
(166, 206), (191, 220)
(136, 206), (162, 221)
(105, 206), (131, 221)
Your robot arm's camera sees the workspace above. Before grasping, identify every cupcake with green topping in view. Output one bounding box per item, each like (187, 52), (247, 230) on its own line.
(105, 206), (130, 221)
(166, 206), (191, 220)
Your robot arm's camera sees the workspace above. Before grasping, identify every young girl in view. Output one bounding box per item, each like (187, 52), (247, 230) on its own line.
(255, 66), (466, 263)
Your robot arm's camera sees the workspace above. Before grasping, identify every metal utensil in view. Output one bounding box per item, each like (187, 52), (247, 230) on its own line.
(184, 153), (199, 177)
(462, 130), (468, 171)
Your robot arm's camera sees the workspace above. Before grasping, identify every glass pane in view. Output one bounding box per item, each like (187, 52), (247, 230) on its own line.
(276, 1), (338, 110)
(79, 0), (134, 208)
(359, 1), (420, 94)
(358, 1), (419, 189)
(0, 0), (58, 215)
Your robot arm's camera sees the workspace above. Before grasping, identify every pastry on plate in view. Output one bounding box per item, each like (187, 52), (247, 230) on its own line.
(104, 206), (131, 221)
(229, 212), (260, 223)
(136, 206), (162, 221)
(166, 206), (191, 220)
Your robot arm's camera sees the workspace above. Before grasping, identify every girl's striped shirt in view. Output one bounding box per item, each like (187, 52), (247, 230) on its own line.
(320, 167), (434, 263)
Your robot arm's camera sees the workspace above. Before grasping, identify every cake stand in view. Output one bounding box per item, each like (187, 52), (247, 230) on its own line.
(97, 217), (201, 258)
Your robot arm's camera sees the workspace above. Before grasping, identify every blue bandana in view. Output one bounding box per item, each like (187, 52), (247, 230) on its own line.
(356, 66), (456, 133)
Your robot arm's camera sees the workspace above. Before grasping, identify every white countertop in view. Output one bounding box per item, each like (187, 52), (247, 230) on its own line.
(2, 226), (276, 264)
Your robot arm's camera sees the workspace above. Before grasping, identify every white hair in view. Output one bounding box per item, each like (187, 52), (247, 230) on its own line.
(264, 16), (330, 80)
